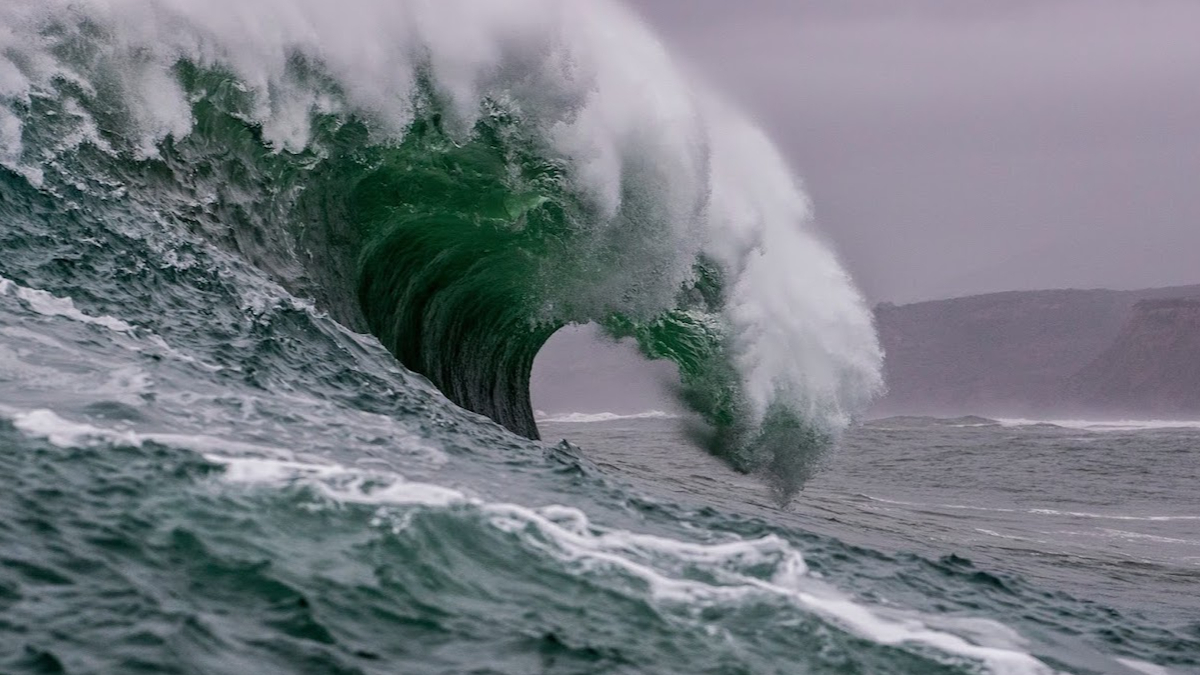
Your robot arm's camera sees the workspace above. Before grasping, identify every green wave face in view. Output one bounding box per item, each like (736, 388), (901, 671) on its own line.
(349, 97), (743, 448)
(347, 102), (801, 474)
(351, 104), (572, 439)
(154, 65), (740, 449)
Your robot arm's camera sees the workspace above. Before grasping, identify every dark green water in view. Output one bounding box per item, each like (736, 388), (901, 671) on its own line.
(0, 1), (1197, 673)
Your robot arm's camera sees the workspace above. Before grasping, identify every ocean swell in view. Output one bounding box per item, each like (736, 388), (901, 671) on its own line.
(0, 0), (883, 490)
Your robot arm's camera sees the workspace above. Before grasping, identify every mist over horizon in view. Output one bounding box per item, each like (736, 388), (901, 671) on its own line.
(628, 0), (1200, 304)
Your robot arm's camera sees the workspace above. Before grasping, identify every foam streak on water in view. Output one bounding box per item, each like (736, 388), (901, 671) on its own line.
(998, 418), (1200, 432)
(194, 452), (1058, 675)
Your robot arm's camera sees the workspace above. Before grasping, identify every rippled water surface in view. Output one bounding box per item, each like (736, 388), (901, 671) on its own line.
(543, 415), (1200, 626)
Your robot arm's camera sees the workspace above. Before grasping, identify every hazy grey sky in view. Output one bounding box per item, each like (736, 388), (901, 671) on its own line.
(626, 0), (1200, 302)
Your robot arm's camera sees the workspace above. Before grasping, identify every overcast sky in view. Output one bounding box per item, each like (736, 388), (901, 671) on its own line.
(626, 0), (1200, 303)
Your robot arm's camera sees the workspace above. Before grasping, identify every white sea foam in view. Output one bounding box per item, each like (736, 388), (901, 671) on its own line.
(9, 408), (293, 457)
(1116, 658), (1176, 675)
(6, 403), (447, 481)
(1097, 529), (1199, 546)
(861, 495), (1200, 523)
(0, 275), (238, 374)
(195, 451), (1055, 674)
(975, 528), (1045, 544)
(537, 410), (679, 423)
(0, 275), (133, 333)
(203, 455), (465, 507)
(11, 409), (143, 448)
(0, 0), (883, 438)
(1029, 509), (1200, 523)
(6, 400), (1055, 673)
(997, 418), (1200, 432)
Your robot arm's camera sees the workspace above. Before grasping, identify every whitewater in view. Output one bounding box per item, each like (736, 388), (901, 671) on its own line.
(0, 1), (1195, 673)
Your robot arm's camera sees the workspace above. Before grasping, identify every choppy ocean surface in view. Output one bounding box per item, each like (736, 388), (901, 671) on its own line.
(2, 265), (1198, 673)
(1, 1), (1198, 673)
(543, 415), (1200, 625)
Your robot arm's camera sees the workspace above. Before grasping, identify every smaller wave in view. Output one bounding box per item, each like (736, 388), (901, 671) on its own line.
(858, 495), (1200, 522)
(0, 275), (133, 333)
(1097, 529), (1200, 546)
(536, 410), (681, 424)
(9, 408), (292, 457)
(1116, 657), (1178, 675)
(997, 418), (1200, 432)
(203, 453), (1055, 675)
(867, 416), (1001, 429)
(0, 275), (225, 370)
(1028, 509), (1200, 523)
(974, 528), (1046, 544)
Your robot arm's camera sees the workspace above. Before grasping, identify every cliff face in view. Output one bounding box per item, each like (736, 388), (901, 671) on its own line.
(1069, 298), (1200, 414)
(873, 285), (1200, 417)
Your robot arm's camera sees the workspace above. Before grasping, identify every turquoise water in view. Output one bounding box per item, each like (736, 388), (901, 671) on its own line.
(0, 1), (1196, 673)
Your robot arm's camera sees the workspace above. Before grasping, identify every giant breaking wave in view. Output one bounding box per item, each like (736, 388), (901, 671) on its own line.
(0, 0), (883, 494)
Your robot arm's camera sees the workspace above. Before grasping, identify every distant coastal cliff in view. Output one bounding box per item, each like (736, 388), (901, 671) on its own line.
(873, 286), (1200, 417)
(1069, 298), (1200, 415)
